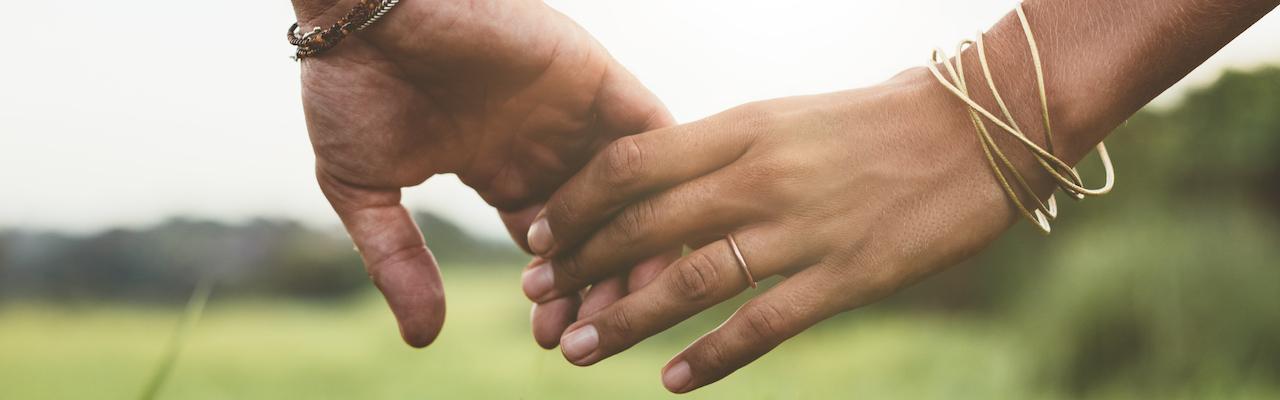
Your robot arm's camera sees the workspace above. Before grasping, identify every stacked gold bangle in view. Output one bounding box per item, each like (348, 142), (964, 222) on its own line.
(926, 4), (1115, 234)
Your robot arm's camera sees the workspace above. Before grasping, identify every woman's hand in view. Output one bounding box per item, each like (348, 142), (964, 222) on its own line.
(521, 67), (1069, 392)
(293, 0), (672, 348)
(518, 0), (1280, 388)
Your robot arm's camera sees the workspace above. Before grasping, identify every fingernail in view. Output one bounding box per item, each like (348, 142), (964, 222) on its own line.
(522, 263), (555, 301)
(663, 360), (692, 393)
(561, 325), (599, 363)
(527, 217), (554, 255)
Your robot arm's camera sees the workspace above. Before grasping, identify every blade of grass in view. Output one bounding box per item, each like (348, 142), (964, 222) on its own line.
(138, 277), (214, 400)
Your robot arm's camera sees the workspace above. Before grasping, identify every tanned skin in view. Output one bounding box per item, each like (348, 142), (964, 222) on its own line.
(521, 0), (1279, 393)
(286, 0), (1278, 393)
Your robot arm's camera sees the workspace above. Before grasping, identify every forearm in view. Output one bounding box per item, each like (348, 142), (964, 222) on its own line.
(956, 0), (1277, 164)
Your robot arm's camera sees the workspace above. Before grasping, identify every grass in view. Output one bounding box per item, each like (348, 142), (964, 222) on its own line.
(0, 269), (1038, 399)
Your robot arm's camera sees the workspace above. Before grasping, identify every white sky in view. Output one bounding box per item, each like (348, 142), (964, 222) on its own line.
(2, 0), (1278, 240)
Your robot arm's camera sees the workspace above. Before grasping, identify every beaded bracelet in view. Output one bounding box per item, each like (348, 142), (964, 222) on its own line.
(287, 0), (402, 60)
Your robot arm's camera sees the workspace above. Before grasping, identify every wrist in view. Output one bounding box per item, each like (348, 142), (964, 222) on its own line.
(957, 10), (1097, 168)
(905, 6), (1103, 203)
(287, 0), (562, 67)
(288, 0), (432, 64)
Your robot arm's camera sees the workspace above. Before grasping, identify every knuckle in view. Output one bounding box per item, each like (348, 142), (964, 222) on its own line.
(741, 302), (787, 342)
(671, 251), (722, 303)
(601, 137), (647, 188)
(365, 244), (426, 280)
(695, 337), (734, 372)
(607, 306), (636, 338)
(729, 100), (780, 137)
(730, 100), (770, 121)
(612, 200), (657, 243)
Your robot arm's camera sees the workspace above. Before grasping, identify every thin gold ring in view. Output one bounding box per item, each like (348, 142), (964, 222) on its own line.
(726, 234), (758, 289)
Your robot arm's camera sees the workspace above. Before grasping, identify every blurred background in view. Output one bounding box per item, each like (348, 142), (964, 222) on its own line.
(2, 0), (1278, 399)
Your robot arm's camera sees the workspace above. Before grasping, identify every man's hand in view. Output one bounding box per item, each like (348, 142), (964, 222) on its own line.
(291, 0), (672, 347)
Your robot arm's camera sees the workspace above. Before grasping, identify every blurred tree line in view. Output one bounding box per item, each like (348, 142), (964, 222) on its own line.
(880, 65), (1280, 396)
(0, 212), (525, 302)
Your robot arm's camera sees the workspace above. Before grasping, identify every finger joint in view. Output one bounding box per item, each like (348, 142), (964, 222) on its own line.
(601, 137), (647, 189)
(741, 301), (787, 343)
(695, 336), (734, 373)
(671, 251), (722, 303)
(606, 306), (637, 340)
(613, 199), (658, 244)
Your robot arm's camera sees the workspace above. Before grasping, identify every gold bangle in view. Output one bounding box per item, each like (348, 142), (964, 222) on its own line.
(925, 3), (1116, 234)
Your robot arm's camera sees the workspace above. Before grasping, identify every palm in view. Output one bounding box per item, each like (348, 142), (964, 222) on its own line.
(294, 0), (670, 346)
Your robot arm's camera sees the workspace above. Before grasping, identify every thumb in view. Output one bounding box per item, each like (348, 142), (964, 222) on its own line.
(318, 170), (445, 348)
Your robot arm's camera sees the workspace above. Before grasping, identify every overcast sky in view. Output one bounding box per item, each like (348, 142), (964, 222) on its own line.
(2, 0), (1278, 240)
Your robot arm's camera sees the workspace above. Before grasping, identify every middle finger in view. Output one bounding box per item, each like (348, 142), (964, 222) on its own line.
(522, 173), (763, 302)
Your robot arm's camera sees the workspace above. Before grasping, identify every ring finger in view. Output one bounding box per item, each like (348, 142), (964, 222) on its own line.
(557, 225), (815, 366)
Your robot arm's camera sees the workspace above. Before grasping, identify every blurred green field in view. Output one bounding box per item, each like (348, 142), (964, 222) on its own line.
(0, 269), (1038, 399)
(5, 256), (1278, 399)
(3, 213), (1279, 400)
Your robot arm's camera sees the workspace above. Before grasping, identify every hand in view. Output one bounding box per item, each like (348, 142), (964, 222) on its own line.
(520, 0), (1280, 390)
(292, 0), (672, 347)
(521, 66), (1080, 391)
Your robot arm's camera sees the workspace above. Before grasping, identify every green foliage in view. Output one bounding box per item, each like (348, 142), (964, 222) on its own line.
(0, 213), (525, 302)
(410, 211), (528, 266)
(1164, 67), (1280, 179)
(1020, 204), (1280, 397)
(1009, 66), (1280, 397)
